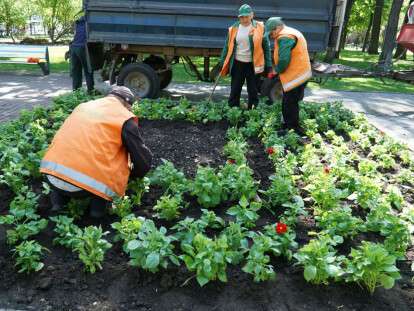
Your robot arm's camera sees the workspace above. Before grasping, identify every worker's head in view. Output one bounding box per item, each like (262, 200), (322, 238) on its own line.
(265, 17), (285, 39)
(238, 4), (254, 26)
(109, 86), (136, 110)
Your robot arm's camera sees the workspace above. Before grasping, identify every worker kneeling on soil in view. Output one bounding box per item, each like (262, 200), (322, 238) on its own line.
(39, 86), (153, 218)
(265, 17), (312, 135)
(219, 4), (272, 109)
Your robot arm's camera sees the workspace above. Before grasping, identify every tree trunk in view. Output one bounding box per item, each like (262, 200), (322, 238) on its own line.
(394, 0), (414, 59)
(378, 0), (405, 71)
(335, 0), (356, 58)
(362, 13), (374, 52)
(368, 0), (385, 54)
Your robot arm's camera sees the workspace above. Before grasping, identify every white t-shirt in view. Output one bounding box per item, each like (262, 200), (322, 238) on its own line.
(235, 24), (253, 63)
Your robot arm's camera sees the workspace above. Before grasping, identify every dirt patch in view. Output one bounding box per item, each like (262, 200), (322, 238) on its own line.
(0, 120), (413, 311)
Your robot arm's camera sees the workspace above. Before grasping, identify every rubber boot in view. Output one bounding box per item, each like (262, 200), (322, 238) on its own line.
(89, 197), (109, 219)
(50, 190), (66, 213)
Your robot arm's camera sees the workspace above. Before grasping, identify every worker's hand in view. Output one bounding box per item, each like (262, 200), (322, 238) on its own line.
(267, 70), (277, 79)
(64, 50), (70, 61)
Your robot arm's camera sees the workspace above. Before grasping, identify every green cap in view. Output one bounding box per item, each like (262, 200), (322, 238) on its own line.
(265, 17), (284, 37)
(238, 4), (253, 17)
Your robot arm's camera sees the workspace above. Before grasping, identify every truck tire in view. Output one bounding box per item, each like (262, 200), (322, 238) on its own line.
(117, 63), (160, 99)
(144, 55), (172, 89)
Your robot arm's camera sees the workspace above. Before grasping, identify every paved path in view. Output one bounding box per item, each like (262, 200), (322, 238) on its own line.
(1, 71), (413, 149)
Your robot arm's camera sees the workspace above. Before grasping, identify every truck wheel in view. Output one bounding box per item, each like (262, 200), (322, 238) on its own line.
(117, 63), (160, 99)
(144, 55), (172, 89)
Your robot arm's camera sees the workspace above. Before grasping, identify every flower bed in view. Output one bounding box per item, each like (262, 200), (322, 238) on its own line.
(0, 91), (413, 310)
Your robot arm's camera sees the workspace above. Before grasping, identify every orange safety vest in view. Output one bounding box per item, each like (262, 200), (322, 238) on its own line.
(40, 96), (137, 201)
(221, 21), (266, 76)
(274, 26), (312, 92)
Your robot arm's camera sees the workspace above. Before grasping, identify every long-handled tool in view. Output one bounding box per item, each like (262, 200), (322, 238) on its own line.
(207, 74), (222, 104)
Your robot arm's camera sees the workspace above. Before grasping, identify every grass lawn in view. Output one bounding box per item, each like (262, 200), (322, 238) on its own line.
(0, 45), (413, 94)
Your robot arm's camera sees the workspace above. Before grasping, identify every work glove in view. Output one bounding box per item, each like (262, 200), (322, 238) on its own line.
(267, 71), (277, 79)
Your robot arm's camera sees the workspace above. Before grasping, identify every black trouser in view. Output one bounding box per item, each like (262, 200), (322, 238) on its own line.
(228, 60), (259, 108)
(71, 46), (94, 92)
(282, 82), (307, 129)
(49, 182), (108, 210)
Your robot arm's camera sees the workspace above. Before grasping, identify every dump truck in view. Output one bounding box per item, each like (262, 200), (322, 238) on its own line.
(84, 0), (348, 99)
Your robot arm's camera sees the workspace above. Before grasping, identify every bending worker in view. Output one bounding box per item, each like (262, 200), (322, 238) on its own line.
(265, 17), (312, 135)
(40, 86), (153, 218)
(219, 4), (272, 109)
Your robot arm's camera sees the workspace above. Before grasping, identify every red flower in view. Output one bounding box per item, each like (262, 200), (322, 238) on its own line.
(275, 222), (287, 234)
(266, 147), (275, 155)
(323, 166), (331, 174)
(227, 159), (236, 165)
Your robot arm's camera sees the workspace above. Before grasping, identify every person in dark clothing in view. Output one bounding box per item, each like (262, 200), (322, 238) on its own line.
(70, 16), (94, 92)
(40, 86), (152, 218)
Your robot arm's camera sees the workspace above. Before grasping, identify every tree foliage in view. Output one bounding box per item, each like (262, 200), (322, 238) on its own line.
(0, 0), (29, 42)
(33, 0), (82, 43)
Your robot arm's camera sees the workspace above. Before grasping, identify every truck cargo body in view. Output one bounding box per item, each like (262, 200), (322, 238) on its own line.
(84, 0), (346, 98)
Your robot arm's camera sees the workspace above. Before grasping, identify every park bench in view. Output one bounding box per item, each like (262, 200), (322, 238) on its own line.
(0, 44), (50, 75)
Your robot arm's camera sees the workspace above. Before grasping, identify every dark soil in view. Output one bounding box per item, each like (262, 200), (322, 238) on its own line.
(0, 120), (413, 311)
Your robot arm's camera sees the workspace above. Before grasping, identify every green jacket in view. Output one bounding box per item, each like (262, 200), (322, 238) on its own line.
(274, 37), (296, 74)
(219, 20), (272, 73)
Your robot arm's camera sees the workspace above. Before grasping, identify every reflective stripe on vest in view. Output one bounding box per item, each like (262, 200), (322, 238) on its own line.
(282, 70), (312, 91)
(41, 160), (117, 199)
(274, 26), (312, 92)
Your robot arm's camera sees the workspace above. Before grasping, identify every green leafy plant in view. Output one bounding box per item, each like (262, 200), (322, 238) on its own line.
(181, 233), (238, 286)
(154, 194), (184, 221)
(111, 196), (133, 218)
(111, 214), (144, 246)
(172, 217), (207, 247)
(191, 166), (224, 208)
(355, 176), (382, 209)
(220, 222), (249, 264)
(315, 206), (364, 239)
(128, 177), (150, 206)
(263, 167), (297, 208)
(4, 218), (48, 246)
(385, 185), (404, 210)
(263, 224), (298, 260)
(13, 240), (47, 274)
(280, 195), (307, 226)
(221, 163), (258, 201)
(294, 237), (345, 285)
(50, 215), (82, 249)
(74, 226), (112, 274)
(305, 170), (348, 211)
(345, 242), (401, 294)
(199, 209), (225, 229)
(242, 231), (282, 282)
(226, 196), (261, 229)
(149, 160), (189, 194)
(126, 219), (179, 272)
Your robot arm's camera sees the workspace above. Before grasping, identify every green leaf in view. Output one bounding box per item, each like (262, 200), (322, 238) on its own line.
(145, 252), (160, 269)
(197, 274), (210, 287)
(380, 275), (395, 289)
(304, 265), (317, 281)
(127, 240), (140, 251)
